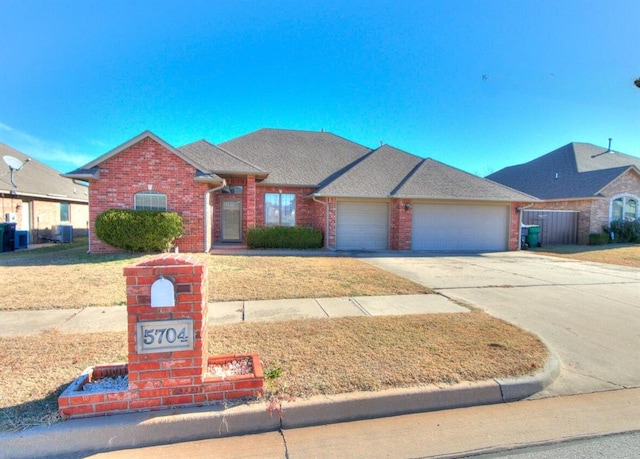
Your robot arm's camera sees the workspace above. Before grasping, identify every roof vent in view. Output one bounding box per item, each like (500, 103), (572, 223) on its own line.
(607, 138), (612, 153)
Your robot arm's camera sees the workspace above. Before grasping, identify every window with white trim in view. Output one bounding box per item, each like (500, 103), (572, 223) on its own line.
(265, 193), (296, 226)
(610, 195), (639, 221)
(134, 191), (167, 211)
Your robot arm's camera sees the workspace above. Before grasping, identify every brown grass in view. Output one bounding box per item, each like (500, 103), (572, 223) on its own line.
(0, 312), (547, 432)
(531, 243), (640, 268)
(0, 240), (430, 311)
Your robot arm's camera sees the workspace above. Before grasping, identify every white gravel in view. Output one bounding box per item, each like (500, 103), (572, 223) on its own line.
(81, 375), (129, 393)
(207, 358), (253, 379)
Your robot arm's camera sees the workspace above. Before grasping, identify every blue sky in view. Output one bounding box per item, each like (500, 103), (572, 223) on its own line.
(1, 0), (638, 176)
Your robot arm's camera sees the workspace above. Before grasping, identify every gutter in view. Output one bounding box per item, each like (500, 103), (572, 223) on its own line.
(516, 203), (536, 250)
(203, 179), (227, 252)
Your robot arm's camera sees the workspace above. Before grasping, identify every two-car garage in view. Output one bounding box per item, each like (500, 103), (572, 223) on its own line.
(335, 200), (510, 252)
(411, 203), (509, 251)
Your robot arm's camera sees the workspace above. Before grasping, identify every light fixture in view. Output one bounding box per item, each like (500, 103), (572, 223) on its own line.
(404, 203), (412, 211)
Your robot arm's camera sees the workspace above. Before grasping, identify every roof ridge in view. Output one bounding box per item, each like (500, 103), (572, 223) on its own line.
(202, 139), (268, 173)
(390, 157), (427, 196)
(313, 147), (378, 193)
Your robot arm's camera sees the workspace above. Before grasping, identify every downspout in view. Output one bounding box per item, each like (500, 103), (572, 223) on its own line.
(312, 195), (329, 250)
(203, 179), (227, 253)
(516, 203), (535, 250)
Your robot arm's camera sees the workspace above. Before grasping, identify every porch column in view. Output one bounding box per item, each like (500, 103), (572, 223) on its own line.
(245, 175), (256, 232)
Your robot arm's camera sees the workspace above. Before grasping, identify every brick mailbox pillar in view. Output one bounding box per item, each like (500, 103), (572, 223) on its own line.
(125, 254), (211, 409)
(59, 254), (262, 418)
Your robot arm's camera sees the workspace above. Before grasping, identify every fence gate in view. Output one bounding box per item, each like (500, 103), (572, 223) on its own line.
(523, 210), (579, 245)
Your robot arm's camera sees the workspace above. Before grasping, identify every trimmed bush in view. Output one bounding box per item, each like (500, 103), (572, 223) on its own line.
(246, 226), (323, 249)
(588, 232), (610, 245)
(603, 219), (640, 243)
(95, 209), (184, 252)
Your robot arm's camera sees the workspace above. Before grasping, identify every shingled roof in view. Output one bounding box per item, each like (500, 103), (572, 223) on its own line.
(218, 128), (372, 186)
(487, 142), (640, 199)
(64, 128), (538, 203)
(1, 142), (88, 202)
(314, 145), (421, 197)
(394, 158), (537, 201)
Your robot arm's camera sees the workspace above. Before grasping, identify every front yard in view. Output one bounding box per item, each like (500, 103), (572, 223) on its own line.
(9, 240), (637, 431)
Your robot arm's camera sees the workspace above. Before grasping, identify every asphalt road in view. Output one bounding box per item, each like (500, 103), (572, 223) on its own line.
(360, 251), (640, 398)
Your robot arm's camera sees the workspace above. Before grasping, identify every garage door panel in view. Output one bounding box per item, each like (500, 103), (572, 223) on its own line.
(412, 203), (508, 251)
(337, 202), (388, 250)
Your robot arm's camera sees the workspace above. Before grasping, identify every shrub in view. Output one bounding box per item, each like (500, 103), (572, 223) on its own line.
(603, 219), (640, 243)
(246, 226), (323, 249)
(95, 209), (184, 252)
(588, 232), (610, 245)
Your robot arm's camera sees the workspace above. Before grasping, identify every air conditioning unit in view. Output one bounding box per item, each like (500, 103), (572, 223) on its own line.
(55, 225), (73, 243)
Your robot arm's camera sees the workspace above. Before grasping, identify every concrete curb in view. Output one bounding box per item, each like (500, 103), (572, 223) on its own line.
(1, 352), (560, 459)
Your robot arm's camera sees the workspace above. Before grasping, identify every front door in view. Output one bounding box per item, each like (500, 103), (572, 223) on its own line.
(221, 200), (242, 242)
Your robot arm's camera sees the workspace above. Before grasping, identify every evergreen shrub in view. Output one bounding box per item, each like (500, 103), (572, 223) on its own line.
(246, 226), (323, 249)
(95, 209), (183, 252)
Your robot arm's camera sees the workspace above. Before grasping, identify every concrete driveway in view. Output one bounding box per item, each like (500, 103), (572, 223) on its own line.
(360, 251), (640, 398)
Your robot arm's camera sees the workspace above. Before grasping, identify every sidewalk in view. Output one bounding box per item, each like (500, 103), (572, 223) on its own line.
(0, 294), (561, 458)
(1, 294), (466, 337)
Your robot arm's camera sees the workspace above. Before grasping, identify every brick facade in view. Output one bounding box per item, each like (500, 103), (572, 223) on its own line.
(529, 169), (640, 244)
(88, 137), (209, 253)
(389, 199), (413, 250)
(1, 194), (88, 244)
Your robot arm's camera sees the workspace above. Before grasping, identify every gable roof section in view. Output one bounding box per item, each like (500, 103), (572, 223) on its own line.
(487, 142), (640, 199)
(1, 142), (88, 202)
(64, 131), (223, 184)
(178, 140), (267, 179)
(314, 145), (422, 197)
(393, 158), (538, 201)
(219, 128), (372, 186)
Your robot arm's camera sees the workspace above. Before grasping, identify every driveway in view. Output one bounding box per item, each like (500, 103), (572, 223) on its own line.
(360, 251), (640, 398)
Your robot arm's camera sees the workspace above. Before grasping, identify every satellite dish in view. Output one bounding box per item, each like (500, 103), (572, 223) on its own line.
(3, 155), (25, 170)
(3, 155), (30, 189)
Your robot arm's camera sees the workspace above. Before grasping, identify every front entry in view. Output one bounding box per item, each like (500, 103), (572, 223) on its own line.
(221, 200), (242, 242)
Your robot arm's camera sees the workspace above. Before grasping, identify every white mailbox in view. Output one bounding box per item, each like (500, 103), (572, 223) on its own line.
(150, 276), (175, 308)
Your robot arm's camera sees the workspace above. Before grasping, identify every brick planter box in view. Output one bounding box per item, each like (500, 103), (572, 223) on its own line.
(58, 255), (263, 419)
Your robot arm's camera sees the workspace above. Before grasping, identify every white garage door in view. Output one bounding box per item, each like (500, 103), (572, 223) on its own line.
(336, 201), (389, 250)
(412, 203), (509, 251)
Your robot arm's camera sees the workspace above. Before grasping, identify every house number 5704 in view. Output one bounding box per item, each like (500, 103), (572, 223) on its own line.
(136, 319), (194, 354)
(143, 327), (188, 345)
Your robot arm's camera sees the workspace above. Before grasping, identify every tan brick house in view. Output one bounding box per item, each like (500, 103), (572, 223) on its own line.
(65, 129), (536, 253)
(487, 142), (640, 244)
(1, 142), (88, 245)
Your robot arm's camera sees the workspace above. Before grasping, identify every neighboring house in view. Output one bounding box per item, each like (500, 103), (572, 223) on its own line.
(65, 128), (536, 254)
(0, 142), (89, 245)
(487, 142), (640, 244)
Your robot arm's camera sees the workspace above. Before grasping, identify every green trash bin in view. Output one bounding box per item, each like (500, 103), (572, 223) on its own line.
(526, 225), (541, 247)
(0, 224), (5, 253)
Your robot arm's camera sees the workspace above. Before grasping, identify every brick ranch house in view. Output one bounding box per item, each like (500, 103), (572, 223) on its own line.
(65, 128), (537, 253)
(488, 142), (640, 244)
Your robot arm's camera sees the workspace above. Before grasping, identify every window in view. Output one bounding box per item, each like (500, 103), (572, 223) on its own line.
(265, 193), (296, 226)
(134, 191), (167, 211)
(60, 202), (69, 222)
(610, 195), (639, 221)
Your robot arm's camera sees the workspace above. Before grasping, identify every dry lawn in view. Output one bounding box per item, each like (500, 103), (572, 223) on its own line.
(531, 243), (640, 268)
(0, 312), (547, 432)
(0, 240), (430, 311)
